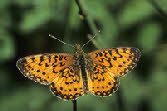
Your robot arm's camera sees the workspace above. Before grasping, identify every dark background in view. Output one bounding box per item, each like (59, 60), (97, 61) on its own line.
(1, 0), (167, 111)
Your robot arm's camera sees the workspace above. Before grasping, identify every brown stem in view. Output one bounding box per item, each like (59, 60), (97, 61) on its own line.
(72, 100), (77, 111)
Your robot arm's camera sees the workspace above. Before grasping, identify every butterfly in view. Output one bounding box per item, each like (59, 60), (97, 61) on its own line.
(16, 44), (140, 100)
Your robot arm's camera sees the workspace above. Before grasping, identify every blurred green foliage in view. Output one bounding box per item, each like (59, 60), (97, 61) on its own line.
(0, 0), (167, 111)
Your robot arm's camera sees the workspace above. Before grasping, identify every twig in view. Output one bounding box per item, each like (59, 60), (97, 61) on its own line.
(74, 0), (99, 37)
(148, 0), (167, 22)
(75, 0), (85, 18)
(72, 100), (77, 111)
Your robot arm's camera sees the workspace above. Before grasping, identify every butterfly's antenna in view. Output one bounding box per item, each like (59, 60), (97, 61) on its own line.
(49, 34), (75, 48)
(81, 30), (100, 49)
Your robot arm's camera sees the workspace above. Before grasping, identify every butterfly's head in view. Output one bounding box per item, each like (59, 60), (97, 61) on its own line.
(74, 44), (84, 58)
(75, 44), (81, 50)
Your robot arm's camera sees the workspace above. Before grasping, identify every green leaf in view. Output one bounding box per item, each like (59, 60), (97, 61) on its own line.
(0, 30), (15, 62)
(118, 0), (154, 28)
(137, 22), (161, 53)
(20, 9), (50, 32)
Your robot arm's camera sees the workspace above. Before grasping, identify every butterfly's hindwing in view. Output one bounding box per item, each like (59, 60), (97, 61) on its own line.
(50, 65), (84, 100)
(86, 62), (119, 96)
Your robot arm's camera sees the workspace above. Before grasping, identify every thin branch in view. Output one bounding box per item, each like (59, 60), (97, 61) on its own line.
(148, 0), (167, 22)
(75, 0), (85, 18)
(72, 100), (77, 111)
(74, 0), (99, 36)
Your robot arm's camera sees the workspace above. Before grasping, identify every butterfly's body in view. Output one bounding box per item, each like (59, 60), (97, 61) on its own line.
(73, 44), (89, 94)
(16, 44), (140, 100)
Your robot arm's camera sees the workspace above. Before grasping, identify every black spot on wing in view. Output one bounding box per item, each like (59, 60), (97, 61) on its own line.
(40, 56), (44, 63)
(59, 55), (63, 61)
(108, 50), (112, 56)
(45, 63), (49, 67)
(130, 48), (137, 54)
(98, 52), (103, 57)
(30, 57), (35, 63)
(113, 57), (117, 60)
(133, 48), (141, 61)
(48, 56), (51, 62)
(122, 48), (127, 53)
(60, 62), (65, 67)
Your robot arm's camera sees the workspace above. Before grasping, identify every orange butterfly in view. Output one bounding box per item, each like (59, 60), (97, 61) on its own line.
(16, 39), (140, 100)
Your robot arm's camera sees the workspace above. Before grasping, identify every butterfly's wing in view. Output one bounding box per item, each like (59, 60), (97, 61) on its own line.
(50, 64), (84, 100)
(86, 47), (140, 96)
(16, 53), (84, 100)
(86, 63), (119, 96)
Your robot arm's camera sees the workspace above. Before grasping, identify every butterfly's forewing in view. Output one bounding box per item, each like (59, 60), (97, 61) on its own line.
(88, 47), (140, 77)
(87, 47), (140, 96)
(16, 54), (73, 84)
(16, 53), (84, 100)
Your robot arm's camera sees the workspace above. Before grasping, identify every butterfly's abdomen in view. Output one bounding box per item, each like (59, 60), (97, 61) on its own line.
(79, 54), (88, 93)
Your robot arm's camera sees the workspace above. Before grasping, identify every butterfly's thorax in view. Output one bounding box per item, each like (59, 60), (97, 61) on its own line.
(74, 44), (88, 93)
